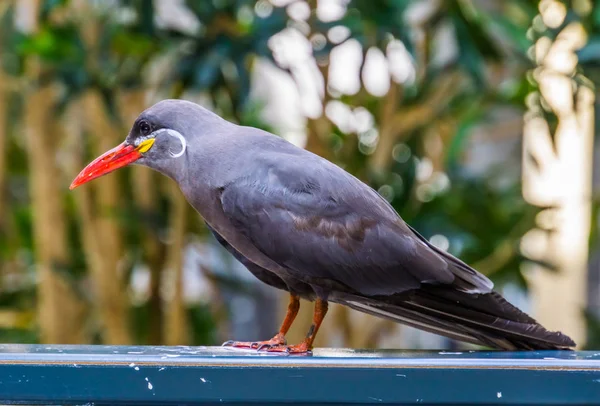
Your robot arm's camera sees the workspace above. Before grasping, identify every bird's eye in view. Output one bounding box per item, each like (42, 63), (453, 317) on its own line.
(139, 121), (152, 136)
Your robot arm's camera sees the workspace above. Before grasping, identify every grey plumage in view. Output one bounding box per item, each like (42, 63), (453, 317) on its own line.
(76, 99), (576, 350)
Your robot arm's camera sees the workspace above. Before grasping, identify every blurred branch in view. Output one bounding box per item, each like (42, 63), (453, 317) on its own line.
(207, 14), (244, 38)
(471, 240), (514, 276)
(0, 309), (35, 330)
(305, 63), (333, 160)
(364, 318), (397, 348)
(369, 71), (464, 173)
(0, 0), (12, 18)
(371, 78), (401, 174)
(331, 303), (352, 347)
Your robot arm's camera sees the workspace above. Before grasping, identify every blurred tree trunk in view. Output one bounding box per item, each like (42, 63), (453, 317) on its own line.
(522, 13), (592, 346)
(0, 0), (13, 269)
(0, 58), (7, 233)
(17, 0), (87, 344)
(25, 85), (87, 343)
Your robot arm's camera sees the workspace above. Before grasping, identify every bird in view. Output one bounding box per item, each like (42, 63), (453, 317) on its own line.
(70, 99), (576, 354)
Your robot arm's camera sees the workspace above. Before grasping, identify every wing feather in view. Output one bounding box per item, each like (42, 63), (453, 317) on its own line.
(219, 155), (491, 296)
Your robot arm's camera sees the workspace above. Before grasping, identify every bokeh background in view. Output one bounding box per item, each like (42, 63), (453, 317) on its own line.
(0, 0), (598, 350)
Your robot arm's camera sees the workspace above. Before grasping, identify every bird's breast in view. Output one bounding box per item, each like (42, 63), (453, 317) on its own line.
(180, 180), (295, 280)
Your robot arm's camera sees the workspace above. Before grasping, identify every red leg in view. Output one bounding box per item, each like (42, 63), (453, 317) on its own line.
(260, 298), (328, 354)
(222, 294), (300, 349)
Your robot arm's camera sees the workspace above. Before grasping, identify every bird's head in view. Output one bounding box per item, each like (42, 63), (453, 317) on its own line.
(70, 99), (223, 189)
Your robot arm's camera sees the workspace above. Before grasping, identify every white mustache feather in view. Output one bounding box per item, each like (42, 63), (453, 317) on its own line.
(153, 129), (187, 158)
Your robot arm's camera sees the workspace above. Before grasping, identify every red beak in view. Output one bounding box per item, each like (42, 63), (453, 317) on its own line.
(69, 142), (142, 190)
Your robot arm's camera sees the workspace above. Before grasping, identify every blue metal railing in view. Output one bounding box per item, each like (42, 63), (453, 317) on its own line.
(0, 345), (597, 405)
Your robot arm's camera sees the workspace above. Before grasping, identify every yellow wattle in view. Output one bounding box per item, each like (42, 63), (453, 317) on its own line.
(136, 138), (155, 153)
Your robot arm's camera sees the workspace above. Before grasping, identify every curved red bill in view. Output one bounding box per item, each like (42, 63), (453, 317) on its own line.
(69, 142), (142, 190)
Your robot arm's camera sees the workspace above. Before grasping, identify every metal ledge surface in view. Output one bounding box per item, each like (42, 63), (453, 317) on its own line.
(0, 345), (597, 405)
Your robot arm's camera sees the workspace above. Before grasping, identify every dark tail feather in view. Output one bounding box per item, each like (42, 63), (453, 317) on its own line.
(336, 288), (576, 350)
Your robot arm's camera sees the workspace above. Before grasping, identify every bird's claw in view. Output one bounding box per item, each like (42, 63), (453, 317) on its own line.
(222, 336), (310, 354)
(256, 343), (274, 351)
(221, 334), (287, 350)
(256, 342), (312, 355)
(221, 340), (253, 349)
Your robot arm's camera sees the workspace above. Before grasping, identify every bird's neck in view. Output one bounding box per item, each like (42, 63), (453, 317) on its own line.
(177, 134), (241, 211)
(139, 156), (187, 185)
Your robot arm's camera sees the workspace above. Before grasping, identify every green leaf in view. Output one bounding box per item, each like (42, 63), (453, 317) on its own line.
(446, 108), (483, 168)
(191, 40), (231, 88)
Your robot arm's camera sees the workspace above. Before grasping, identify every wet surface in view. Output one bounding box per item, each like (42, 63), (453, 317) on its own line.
(0, 345), (598, 404)
(0, 344), (597, 369)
